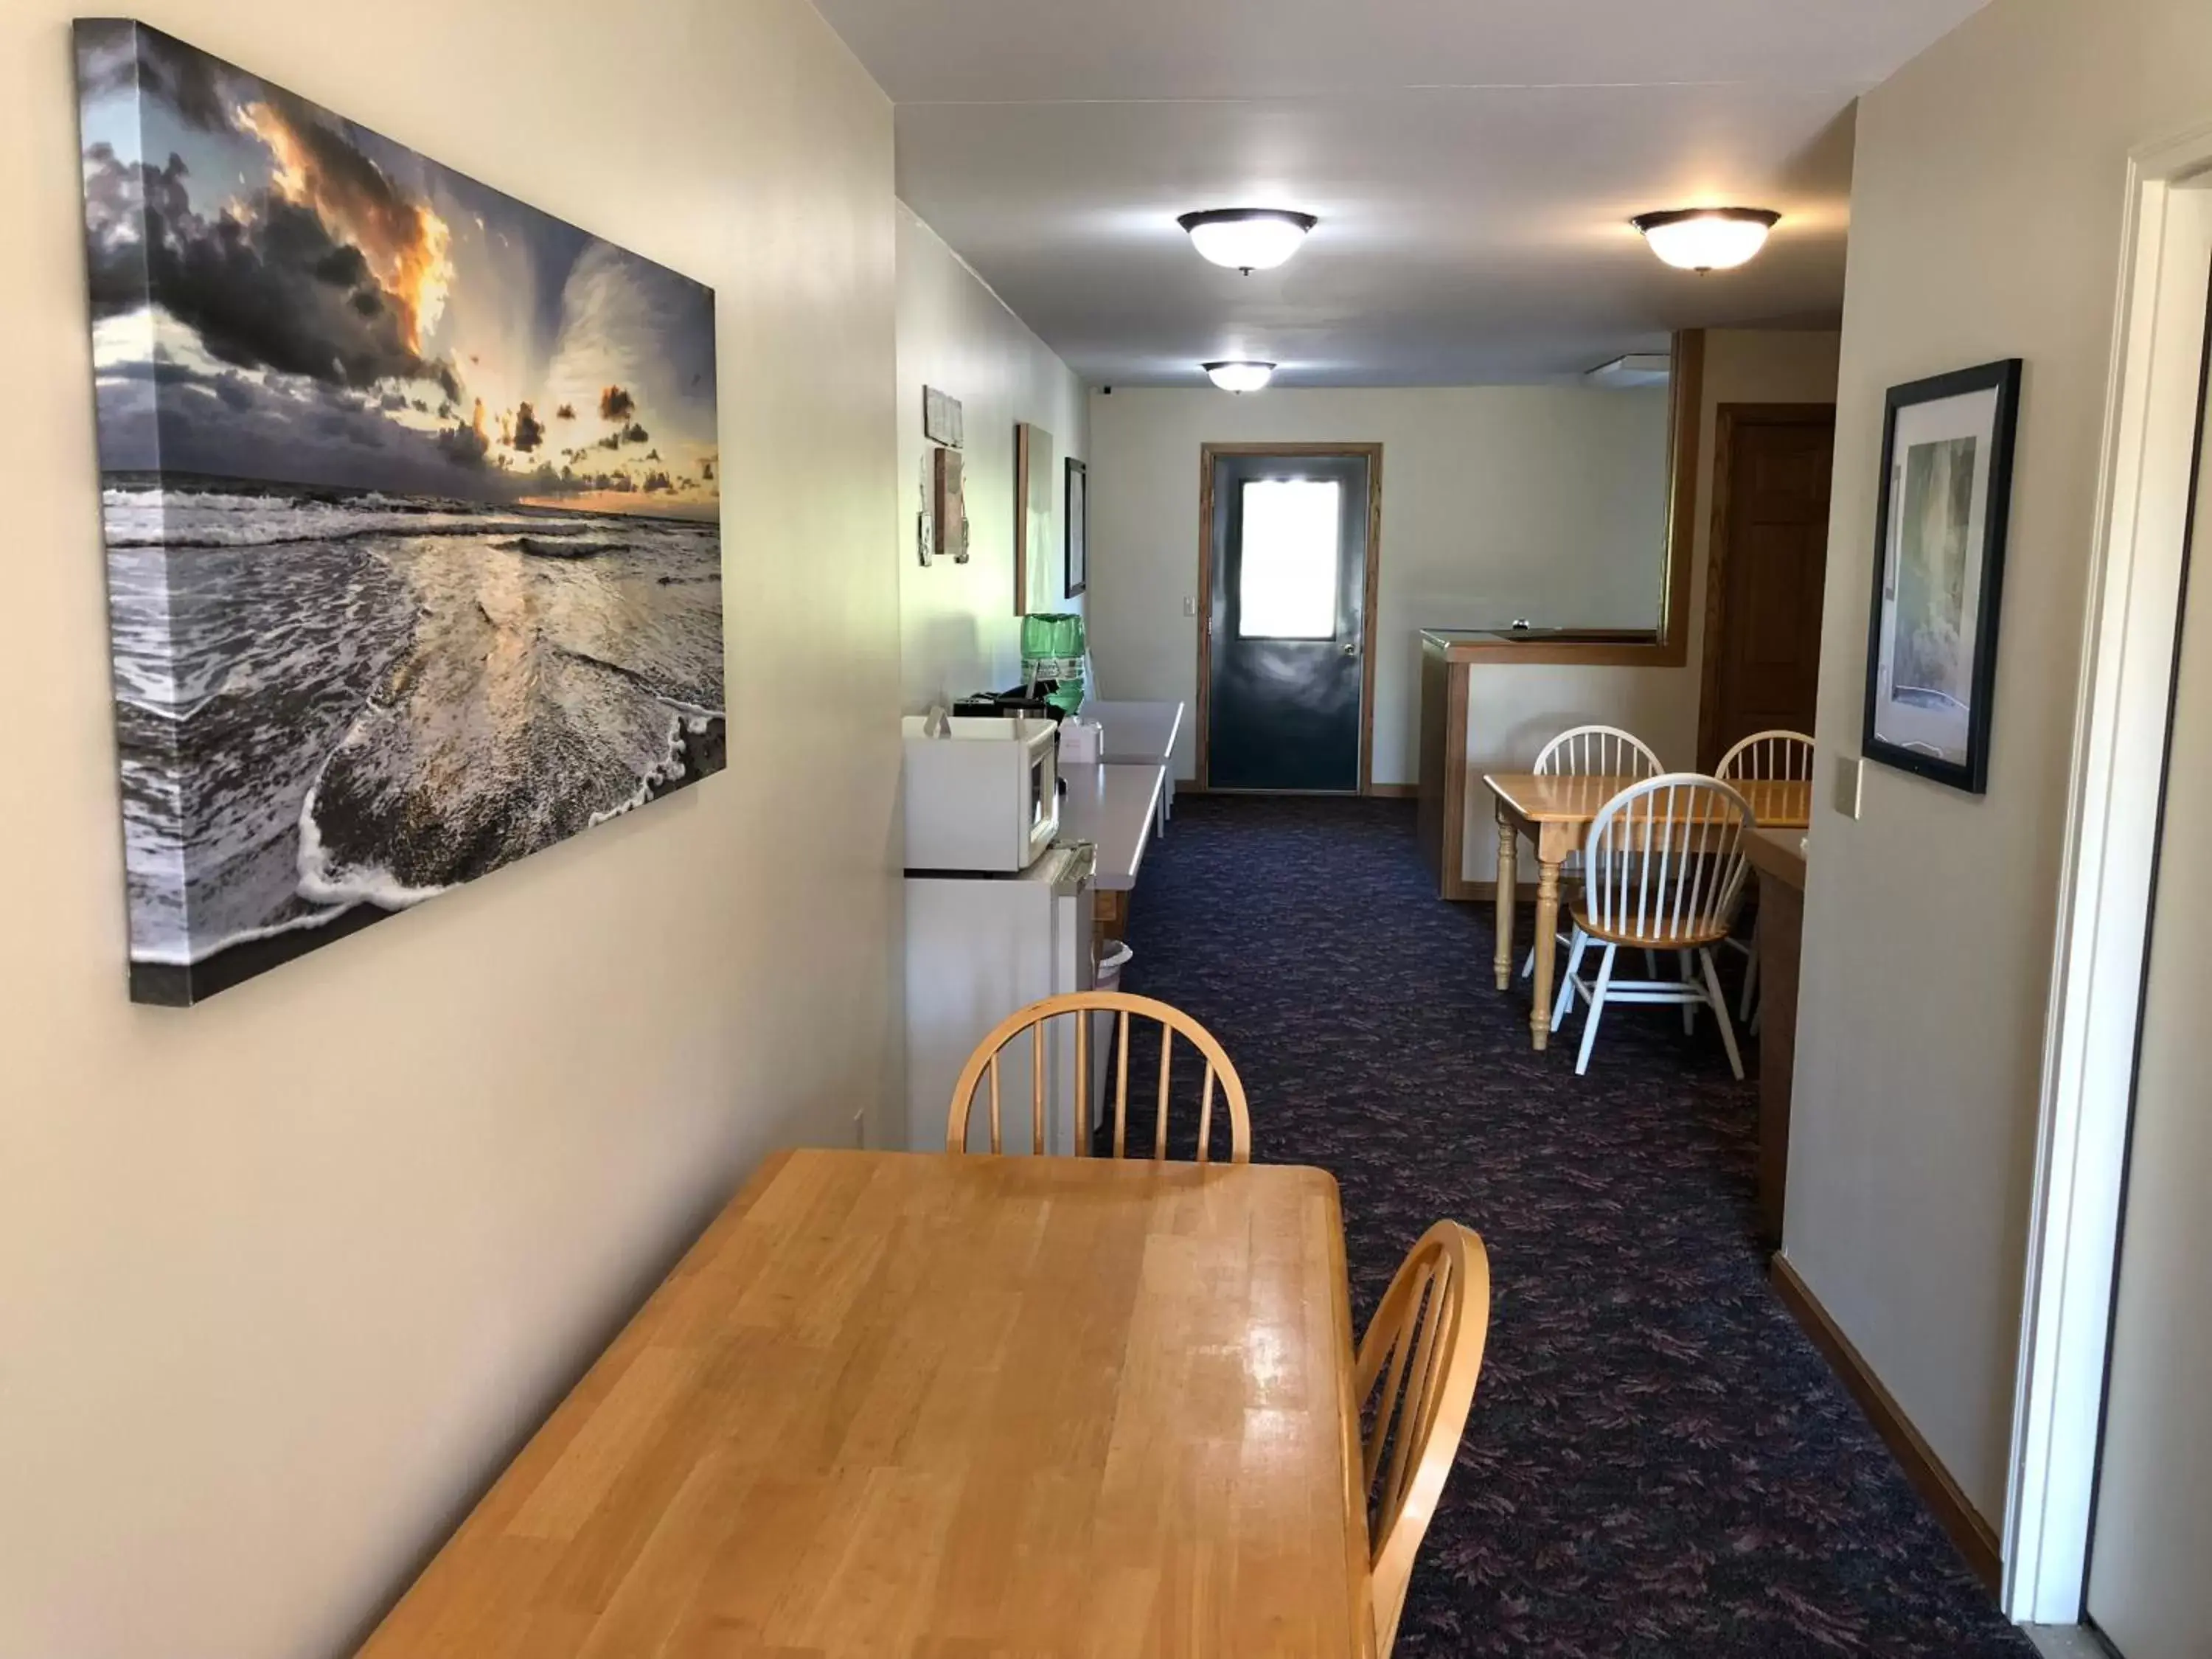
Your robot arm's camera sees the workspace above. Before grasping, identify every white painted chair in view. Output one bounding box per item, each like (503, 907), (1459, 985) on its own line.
(1549, 774), (1755, 1079)
(1715, 730), (1814, 1023)
(1534, 723), (1664, 782)
(1519, 725), (1663, 979)
(1717, 729), (1817, 785)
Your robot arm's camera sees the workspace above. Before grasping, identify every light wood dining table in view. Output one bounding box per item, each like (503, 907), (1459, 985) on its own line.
(1483, 773), (1813, 1051)
(357, 1147), (1374, 1658)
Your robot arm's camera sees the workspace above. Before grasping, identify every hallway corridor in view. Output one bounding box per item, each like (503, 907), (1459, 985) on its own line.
(1121, 796), (2032, 1658)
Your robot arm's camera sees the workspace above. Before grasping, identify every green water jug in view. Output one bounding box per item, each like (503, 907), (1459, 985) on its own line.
(1020, 612), (1088, 714)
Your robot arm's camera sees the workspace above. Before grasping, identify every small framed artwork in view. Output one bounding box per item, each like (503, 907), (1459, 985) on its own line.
(922, 386), (964, 448)
(1064, 457), (1088, 598)
(931, 446), (968, 564)
(1861, 358), (2023, 794)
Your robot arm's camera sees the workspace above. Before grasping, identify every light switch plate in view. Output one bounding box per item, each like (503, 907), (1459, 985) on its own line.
(1183, 596), (1197, 617)
(1834, 754), (1865, 820)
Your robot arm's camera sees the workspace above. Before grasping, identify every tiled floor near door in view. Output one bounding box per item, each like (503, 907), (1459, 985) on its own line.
(1122, 795), (2034, 1658)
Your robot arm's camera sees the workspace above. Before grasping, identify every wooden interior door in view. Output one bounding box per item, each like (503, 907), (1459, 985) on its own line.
(1700, 406), (1836, 768)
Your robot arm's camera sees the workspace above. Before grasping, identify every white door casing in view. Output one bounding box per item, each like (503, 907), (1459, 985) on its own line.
(2006, 127), (2212, 1625)
(2084, 350), (2212, 1651)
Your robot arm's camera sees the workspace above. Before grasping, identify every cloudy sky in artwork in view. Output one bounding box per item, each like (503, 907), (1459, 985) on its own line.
(75, 22), (720, 518)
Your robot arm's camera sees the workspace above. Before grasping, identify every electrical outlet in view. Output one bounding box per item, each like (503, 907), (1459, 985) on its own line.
(851, 1108), (867, 1150)
(1834, 754), (1864, 821)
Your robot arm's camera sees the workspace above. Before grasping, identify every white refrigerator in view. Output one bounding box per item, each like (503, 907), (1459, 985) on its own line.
(905, 842), (1098, 1153)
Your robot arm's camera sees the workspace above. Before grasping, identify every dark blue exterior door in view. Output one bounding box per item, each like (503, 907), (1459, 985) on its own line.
(1205, 449), (1372, 792)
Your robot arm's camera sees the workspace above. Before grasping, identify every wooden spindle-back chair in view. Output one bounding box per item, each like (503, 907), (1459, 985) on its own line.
(1357, 1220), (1493, 1656)
(1532, 723), (1663, 780)
(1550, 773), (1755, 1077)
(1714, 729), (1811, 1020)
(1717, 728), (1815, 782)
(945, 991), (1251, 1162)
(1522, 724), (1666, 978)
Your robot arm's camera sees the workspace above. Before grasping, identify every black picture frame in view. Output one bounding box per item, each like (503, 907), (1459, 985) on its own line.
(1064, 456), (1088, 599)
(1860, 358), (2023, 795)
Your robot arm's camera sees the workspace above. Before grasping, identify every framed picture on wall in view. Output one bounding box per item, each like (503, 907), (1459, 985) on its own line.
(922, 385), (964, 448)
(1861, 358), (2023, 794)
(931, 446), (968, 565)
(1064, 458), (1088, 597)
(1013, 422), (1054, 613)
(71, 20), (725, 1004)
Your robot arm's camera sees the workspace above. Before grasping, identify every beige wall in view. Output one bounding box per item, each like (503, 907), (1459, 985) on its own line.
(1446, 331), (1839, 881)
(1085, 385), (1673, 785)
(897, 206), (1088, 710)
(1084, 346), (1837, 807)
(1784, 0), (2212, 1527)
(0, 5), (900, 1658)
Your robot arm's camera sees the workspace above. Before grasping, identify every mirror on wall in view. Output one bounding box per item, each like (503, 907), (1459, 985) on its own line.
(1419, 332), (1690, 650)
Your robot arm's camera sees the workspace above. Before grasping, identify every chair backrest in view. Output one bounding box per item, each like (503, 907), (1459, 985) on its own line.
(945, 991), (1251, 1163)
(1357, 1220), (1492, 1657)
(1717, 728), (1815, 782)
(1533, 723), (1663, 779)
(1580, 773), (1754, 945)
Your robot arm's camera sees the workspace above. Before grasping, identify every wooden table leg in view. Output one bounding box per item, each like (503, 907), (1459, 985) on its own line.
(1492, 807), (1517, 990)
(1530, 855), (1563, 1051)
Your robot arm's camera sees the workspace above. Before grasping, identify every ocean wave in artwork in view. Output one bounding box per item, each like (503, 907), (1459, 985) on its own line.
(105, 479), (725, 976)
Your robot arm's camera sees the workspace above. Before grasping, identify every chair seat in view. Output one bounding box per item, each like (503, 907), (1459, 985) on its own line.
(1568, 900), (1733, 950)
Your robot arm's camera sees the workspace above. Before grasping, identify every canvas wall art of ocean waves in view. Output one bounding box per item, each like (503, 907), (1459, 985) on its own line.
(75, 23), (724, 1004)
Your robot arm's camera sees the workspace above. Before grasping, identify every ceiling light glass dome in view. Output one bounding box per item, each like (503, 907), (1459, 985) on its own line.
(1630, 207), (1782, 272)
(1178, 209), (1318, 274)
(1203, 361), (1276, 392)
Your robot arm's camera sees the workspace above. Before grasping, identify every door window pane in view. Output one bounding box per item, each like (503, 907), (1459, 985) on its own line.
(1237, 480), (1341, 639)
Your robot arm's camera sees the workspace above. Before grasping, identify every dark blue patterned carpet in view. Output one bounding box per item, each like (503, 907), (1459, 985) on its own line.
(1119, 794), (2034, 1659)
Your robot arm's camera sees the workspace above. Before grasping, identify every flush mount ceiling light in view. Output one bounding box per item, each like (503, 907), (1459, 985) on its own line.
(1630, 207), (1782, 272)
(1204, 361), (1276, 393)
(1178, 209), (1318, 274)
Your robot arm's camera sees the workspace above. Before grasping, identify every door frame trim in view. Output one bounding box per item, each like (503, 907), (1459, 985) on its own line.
(2005, 120), (2212, 1626)
(1195, 442), (1385, 793)
(1695, 402), (1838, 771)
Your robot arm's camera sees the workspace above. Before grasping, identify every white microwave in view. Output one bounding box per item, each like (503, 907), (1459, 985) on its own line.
(902, 715), (1061, 872)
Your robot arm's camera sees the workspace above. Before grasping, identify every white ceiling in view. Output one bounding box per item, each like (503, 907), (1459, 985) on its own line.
(815, 0), (1986, 386)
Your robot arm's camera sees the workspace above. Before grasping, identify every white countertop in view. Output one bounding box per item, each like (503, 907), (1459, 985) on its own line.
(1057, 762), (1165, 892)
(1081, 700), (1184, 768)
